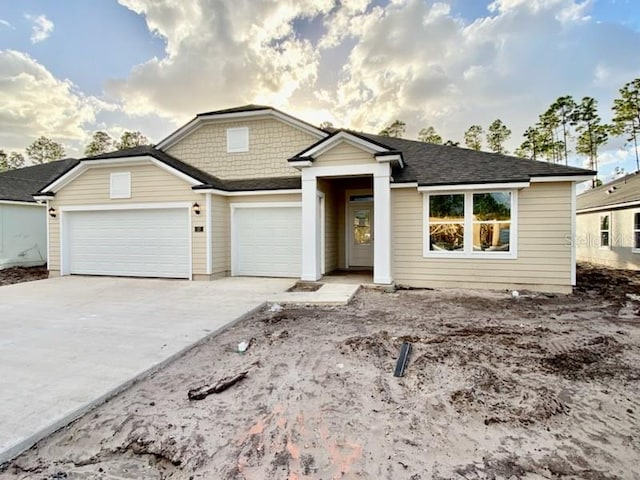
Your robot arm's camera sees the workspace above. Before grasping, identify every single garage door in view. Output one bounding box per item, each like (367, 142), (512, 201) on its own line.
(65, 208), (190, 278)
(233, 206), (301, 277)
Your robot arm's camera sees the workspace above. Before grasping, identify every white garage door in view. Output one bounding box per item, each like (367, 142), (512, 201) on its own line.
(65, 208), (190, 279)
(233, 206), (301, 277)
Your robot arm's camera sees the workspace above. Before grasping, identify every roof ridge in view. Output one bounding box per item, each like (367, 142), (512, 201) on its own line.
(583, 170), (640, 194)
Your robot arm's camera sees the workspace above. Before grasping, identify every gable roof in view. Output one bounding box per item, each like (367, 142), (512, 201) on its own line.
(577, 171), (640, 212)
(37, 146), (230, 194)
(84, 146), (227, 189)
(291, 129), (594, 186)
(156, 104), (327, 151)
(289, 130), (404, 167)
(0, 159), (79, 203)
(195, 104), (273, 116)
(37, 146), (301, 195)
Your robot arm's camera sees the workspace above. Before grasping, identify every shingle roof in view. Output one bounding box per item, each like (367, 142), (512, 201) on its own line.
(194, 104), (328, 138)
(82, 146), (228, 190)
(0, 159), (79, 202)
(39, 146), (301, 194)
(196, 104), (272, 117)
(211, 176), (301, 191)
(577, 171), (640, 211)
(351, 132), (595, 186)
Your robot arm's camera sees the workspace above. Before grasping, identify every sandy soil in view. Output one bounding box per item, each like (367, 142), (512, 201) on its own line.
(0, 266), (48, 286)
(1, 265), (639, 479)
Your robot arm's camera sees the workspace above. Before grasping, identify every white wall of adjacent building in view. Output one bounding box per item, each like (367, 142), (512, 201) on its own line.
(0, 203), (47, 269)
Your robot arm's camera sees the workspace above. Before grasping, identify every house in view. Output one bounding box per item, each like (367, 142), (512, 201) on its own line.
(0, 159), (78, 269)
(576, 172), (640, 269)
(34, 105), (594, 293)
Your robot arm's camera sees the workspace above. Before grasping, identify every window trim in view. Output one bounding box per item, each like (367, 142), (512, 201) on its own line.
(422, 189), (518, 259)
(599, 213), (611, 249)
(226, 127), (249, 153)
(109, 172), (131, 199)
(633, 211), (640, 254)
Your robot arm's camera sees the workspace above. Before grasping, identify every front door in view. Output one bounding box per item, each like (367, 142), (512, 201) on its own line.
(348, 203), (373, 267)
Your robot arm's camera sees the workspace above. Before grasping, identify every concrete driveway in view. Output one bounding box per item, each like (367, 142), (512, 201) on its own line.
(0, 275), (293, 463)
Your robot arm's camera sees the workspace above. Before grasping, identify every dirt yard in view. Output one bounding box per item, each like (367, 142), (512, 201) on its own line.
(0, 266), (48, 286)
(1, 265), (639, 479)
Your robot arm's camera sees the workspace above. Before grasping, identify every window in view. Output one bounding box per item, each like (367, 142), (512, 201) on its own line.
(424, 190), (516, 258)
(110, 172), (131, 199)
(352, 209), (371, 245)
(599, 214), (610, 248)
(472, 192), (512, 252)
(226, 127), (249, 152)
(428, 194), (465, 251)
(634, 212), (640, 252)
(349, 194), (374, 202)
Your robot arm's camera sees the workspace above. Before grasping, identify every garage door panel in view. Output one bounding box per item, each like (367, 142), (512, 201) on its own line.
(234, 206), (301, 277)
(66, 208), (190, 279)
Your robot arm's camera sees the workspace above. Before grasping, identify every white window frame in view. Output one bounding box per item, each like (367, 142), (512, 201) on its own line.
(633, 211), (640, 254)
(226, 127), (249, 153)
(422, 189), (518, 259)
(599, 213), (611, 249)
(110, 172), (131, 199)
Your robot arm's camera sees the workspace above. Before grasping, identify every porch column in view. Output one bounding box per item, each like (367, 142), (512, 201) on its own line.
(301, 175), (321, 281)
(373, 169), (392, 284)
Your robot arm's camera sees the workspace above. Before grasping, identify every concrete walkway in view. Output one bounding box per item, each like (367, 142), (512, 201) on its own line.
(0, 276), (293, 464)
(268, 283), (361, 305)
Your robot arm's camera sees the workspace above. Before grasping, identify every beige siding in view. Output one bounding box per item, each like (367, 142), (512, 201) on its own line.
(211, 194), (229, 276)
(392, 182), (574, 292)
(576, 208), (640, 269)
(48, 214), (60, 271)
(48, 164), (208, 277)
(166, 118), (317, 180)
(318, 179), (339, 273)
(313, 142), (376, 167)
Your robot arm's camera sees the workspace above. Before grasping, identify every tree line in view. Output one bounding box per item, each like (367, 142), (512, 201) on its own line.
(0, 130), (150, 172)
(376, 77), (640, 178)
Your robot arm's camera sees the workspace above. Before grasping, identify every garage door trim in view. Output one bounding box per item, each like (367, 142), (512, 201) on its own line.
(59, 202), (192, 278)
(230, 202), (301, 277)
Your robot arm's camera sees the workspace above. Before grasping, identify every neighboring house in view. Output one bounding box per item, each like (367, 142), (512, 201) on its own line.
(0, 159), (78, 269)
(576, 172), (640, 269)
(34, 105), (594, 293)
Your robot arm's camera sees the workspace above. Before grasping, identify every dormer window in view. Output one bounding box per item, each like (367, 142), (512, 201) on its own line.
(227, 127), (249, 153)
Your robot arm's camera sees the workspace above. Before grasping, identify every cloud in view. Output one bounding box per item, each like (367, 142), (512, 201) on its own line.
(26, 14), (54, 43)
(0, 50), (112, 152)
(324, 0), (640, 153)
(74, 0), (639, 175)
(0, 19), (14, 29)
(108, 0), (337, 121)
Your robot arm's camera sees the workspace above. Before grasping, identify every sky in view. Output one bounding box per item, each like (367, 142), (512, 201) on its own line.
(1, 0), (640, 182)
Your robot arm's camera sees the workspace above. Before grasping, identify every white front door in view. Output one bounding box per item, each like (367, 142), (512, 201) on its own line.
(348, 203), (373, 267)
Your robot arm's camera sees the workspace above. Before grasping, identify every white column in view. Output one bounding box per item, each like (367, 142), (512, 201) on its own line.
(205, 193), (212, 275)
(570, 182), (577, 286)
(301, 175), (320, 281)
(373, 168), (392, 284)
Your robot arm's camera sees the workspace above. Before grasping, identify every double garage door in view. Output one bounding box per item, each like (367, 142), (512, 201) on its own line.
(65, 208), (191, 279)
(63, 205), (301, 279)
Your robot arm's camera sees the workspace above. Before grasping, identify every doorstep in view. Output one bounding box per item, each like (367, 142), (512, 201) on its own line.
(267, 282), (360, 306)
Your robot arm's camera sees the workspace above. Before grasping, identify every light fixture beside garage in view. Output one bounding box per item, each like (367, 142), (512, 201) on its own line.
(193, 202), (201, 215)
(48, 207), (56, 218)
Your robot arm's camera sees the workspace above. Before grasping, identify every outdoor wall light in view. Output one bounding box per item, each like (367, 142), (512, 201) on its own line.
(193, 202), (201, 215)
(48, 207), (56, 218)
